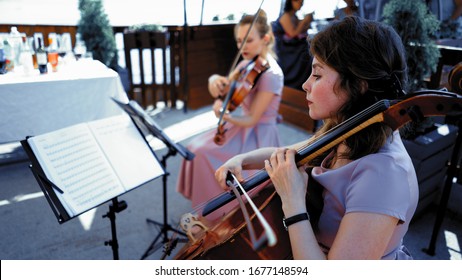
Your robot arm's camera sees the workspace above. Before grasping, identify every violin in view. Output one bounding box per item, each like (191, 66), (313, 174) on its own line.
(214, 56), (270, 145)
(213, 0), (267, 145)
(172, 90), (462, 260)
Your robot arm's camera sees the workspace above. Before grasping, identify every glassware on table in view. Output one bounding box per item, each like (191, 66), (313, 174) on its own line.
(82, 51), (93, 60)
(0, 39), (6, 74)
(19, 36), (34, 76)
(47, 34), (59, 72)
(58, 33), (73, 58)
(28, 36), (37, 69)
(48, 52), (59, 72)
(36, 37), (48, 74)
(74, 33), (87, 60)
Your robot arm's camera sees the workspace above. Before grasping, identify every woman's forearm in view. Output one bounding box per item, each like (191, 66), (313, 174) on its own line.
(240, 147), (277, 170)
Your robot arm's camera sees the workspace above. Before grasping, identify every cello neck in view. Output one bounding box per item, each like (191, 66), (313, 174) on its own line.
(203, 90), (462, 216)
(202, 100), (392, 216)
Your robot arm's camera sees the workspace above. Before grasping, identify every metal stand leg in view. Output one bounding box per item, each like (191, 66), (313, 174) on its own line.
(140, 148), (188, 260)
(423, 117), (461, 256)
(103, 197), (127, 260)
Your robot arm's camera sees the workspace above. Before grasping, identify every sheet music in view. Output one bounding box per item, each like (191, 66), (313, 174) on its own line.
(27, 114), (164, 217)
(88, 114), (164, 191)
(27, 123), (125, 216)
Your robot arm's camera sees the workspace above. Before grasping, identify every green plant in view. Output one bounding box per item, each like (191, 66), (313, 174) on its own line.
(438, 19), (462, 39)
(77, 0), (118, 70)
(127, 24), (166, 33)
(382, 0), (440, 93)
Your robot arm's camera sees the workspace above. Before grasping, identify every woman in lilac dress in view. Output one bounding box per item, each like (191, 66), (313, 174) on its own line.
(176, 10), (284, 219)
(216, 16), (418, 259)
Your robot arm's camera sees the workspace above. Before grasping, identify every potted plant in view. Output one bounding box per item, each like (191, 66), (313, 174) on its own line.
(382, 0), (440, 93)
(382, 0), (441, 139)
(77, 0), (118, 70)
(382, 0), (459, 216)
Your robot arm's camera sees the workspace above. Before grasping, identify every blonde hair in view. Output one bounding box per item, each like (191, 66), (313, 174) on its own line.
(235, 9), (276, 58)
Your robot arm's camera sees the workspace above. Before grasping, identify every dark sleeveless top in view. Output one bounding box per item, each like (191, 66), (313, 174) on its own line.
(272, 17), (312, 90)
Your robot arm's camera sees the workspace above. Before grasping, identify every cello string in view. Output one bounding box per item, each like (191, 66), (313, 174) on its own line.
(179, 99), (391, 228)
(239, 100), (389, 180)
(210, 100), (390, 209)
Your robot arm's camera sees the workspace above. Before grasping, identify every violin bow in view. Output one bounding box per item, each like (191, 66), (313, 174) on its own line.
(215, 0), (265, 139)
(226, 0), (265, 76)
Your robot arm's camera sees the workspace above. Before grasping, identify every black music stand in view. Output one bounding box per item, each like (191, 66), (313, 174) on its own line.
(103, 197), (127, 260)
(423, 112), (462, 256)
(112, 98), (194, 259)
(20, 114), (165, 260)
(23, 142), (128, 260)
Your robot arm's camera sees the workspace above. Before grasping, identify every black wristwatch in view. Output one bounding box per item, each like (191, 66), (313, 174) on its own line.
(283, 213), (310, 231)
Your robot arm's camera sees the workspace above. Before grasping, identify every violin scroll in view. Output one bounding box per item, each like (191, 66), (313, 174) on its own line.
(214, 125), (227, 145)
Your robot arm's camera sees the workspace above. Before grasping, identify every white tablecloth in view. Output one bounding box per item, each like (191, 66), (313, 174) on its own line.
(0, 60), (129, 143)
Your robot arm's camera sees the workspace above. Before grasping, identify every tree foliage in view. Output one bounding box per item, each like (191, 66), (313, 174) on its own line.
(382, 0), (440, 92)
(77, 0), (118, 70)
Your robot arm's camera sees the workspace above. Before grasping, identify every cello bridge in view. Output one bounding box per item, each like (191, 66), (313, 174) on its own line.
(180, 212), (209, 243)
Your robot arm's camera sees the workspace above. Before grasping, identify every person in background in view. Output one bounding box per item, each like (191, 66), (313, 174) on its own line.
(216, 16), (418, 259)
(176, 10), (284, 219)
(428, 0), (462, 37)
(335, 0), (360, 19)
(272, 0), (313, 90)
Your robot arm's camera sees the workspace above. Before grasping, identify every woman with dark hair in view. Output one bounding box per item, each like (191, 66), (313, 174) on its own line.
(272, 0), (313, 89)
(216, 16), (418, 260)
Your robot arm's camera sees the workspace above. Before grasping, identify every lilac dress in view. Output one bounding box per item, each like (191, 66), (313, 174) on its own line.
(176, 55), (284, 219)
(311, 131), (419, 259)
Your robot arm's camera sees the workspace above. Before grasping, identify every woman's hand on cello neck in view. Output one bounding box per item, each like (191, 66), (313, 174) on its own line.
(264, 148), (308, 216)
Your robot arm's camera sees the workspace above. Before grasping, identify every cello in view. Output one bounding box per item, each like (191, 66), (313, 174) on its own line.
(172, 90), (462, 260)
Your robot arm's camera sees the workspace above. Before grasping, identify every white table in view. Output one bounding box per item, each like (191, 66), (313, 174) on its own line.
(0, 60), (129, 144)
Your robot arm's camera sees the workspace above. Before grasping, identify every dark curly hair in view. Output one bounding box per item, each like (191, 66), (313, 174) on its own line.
(308, 16), (408, 162)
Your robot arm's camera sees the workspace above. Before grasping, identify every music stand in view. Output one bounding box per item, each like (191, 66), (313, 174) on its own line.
(112, 98), (194, 259)
(23, 139), (131, 259)
(20, 114), (165, 259)
(423, 112), (462, 256)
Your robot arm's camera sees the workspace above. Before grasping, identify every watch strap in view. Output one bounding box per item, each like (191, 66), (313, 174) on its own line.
(283, 213), (310, 231)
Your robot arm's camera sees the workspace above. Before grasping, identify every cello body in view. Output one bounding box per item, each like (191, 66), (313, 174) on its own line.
(174, 185), (292, 260)
(174, 91), (462, 260)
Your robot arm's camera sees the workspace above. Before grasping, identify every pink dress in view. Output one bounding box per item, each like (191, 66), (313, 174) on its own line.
(176, 55), (284, 220)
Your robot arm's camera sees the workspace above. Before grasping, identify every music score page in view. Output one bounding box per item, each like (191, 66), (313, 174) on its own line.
(27, 114), (164, 217)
